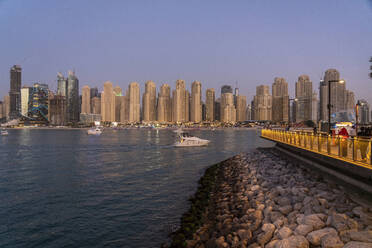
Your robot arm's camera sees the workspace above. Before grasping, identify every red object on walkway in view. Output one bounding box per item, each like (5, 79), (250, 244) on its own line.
(338, 127), (349, 138)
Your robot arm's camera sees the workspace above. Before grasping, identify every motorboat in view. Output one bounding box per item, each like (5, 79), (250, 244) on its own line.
(87, 127), (103, 135)
(174, 132), (210, 147)
(1, 129), (8, 136)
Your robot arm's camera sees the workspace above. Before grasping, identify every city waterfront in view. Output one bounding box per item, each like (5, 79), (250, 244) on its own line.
(0, 128), (273, 248)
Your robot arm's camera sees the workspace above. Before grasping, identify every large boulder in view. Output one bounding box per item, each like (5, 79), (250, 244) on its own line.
(277, 227), (292, 239)
(274, 235), (309, 248)
(257, 223), (275, 246)
(330, 213), (358, 232)
(306, 227), (337, 246)
(299, 214), (325, 230)
(294, 224), (313, 236)
(320, 233), (344, 248)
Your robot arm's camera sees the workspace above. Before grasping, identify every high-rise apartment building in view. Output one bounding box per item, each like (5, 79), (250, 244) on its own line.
(172, 80), (188, 123)
(272, 77), (289, 123)
(142, 81), (157, 122)
(81, 85), (91, 114)
(205, 88), (215, 122)
(357, 99), (370, 124)
(91, 97), (101, 115)
(220, 92), (236, 123)
(90, 87), (99, 98)
(0, 101), (3, 119)
(128, 82), (140, 123)
(190, 81), (202, 123)
(66, 71), (80, 123)
(21, 86), (30, 116)
(253, 85), (272, 121)
(295, 75), (313, 122)
(157, 84), (171, 123)
(48, 95), (67, 126)
(246, 104), (252, 120)
(235, 95), (247, 122)
(113, 86), (122, 122)
(311, 92), (318, 123)
(9, 65), (22, 119)
(345, 90), (355, 112)
(319, 69), (346, 121)
(101, 81), (115, 122)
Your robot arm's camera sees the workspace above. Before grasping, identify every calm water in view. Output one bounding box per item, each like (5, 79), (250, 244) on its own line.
(0, 128), (273, 248)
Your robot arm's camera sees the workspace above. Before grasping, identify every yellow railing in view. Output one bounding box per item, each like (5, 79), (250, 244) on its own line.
(261, 129), (372, 169)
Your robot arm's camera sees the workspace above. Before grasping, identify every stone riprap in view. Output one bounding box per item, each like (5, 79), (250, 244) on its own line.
(175, 149), (372, 248)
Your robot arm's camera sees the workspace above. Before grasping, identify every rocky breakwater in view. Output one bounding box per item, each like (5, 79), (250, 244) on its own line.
(171, 149), (372, 248)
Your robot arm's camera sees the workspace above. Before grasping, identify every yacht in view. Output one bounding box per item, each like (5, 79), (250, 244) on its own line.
(87, 127), (103, 135)
(1, 129), (8, 136)
(174, 132), (210, 147)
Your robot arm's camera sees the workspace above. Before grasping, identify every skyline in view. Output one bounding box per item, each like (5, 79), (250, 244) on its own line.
(1, 0), (372, 103)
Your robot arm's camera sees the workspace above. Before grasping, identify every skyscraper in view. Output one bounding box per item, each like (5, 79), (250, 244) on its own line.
(128, 82), (140, 123)
(205, 88), (215, 122)
(220, 92), (236, 123)
(91, 97), (101, 115)
(172, 80), (188, 123)
(345, 90), (355, 112)
(3, 95), (10, 120)
(190, 81), (202, 123)
(295, 75), (313, 122)
(113, 86), (122, 122)
(81, 85), (91, 114)
(272, 77), (289, 123)
(357, 99), (370, 124)
(319, 69), (346, 121)
(57, 73), (67, 97)
(66, 71), (80, 123)
(101, 81), (115, 122)
(21, 86), (30, 116)
(142, 81), (157, 122)
(9, 65), (22, 119)
(0, 101), (3, 119)
(48, 95), (67, 126)
(157, 84), (171, 123)
(235, 95), (247, 122)
(253, 85), (272, 121)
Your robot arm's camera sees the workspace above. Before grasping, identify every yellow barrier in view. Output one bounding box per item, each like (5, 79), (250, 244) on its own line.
(261, 129), (372, 169)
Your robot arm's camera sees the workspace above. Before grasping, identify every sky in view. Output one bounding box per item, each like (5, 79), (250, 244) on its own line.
(0, 0), (371, 104)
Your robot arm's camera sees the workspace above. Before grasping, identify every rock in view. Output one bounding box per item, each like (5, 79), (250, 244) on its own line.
(294, 203), (303, 211)
(278, 197), (291, 206)
(353, 206), (372, 226)
(277, 227), (292, 239)
(306, 227), (337, 246)
(215, 236), (226, 248)
(348, 230), (372, 243)
(251, 185), (260, 192)
(257, 223), (275, 246)
(237, 229), (252, 241)
(294, 224), (313, 236)
(320, 233), (344, 248)
(186, 239), (198, 248)
(266, 240), (279, 248)
(343, 241), (372, 248)
(279, 205), (293, 215)
(330, 213), (358, 232)
(274, 235), (309, 248)
(303, 214), (325, 230)
(270, 211), (284, 223)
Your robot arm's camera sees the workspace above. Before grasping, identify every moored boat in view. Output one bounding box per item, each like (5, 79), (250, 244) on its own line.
(174, 132), (210, 147)
(87, 127), (103, 135)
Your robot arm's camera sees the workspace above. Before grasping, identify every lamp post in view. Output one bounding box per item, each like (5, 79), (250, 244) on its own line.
(321, 79), (345, 135)
(288, 98), (298, 127)
(355, 100), (364, 136)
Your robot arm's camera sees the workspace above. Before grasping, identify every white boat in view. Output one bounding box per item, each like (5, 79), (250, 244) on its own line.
(87, 127), (103, 135)
(1, 130), (8, 136)
(174, 132), (210, 147)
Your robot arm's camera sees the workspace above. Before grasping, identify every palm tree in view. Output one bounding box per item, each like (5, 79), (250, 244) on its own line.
(370, 57), (372, 79)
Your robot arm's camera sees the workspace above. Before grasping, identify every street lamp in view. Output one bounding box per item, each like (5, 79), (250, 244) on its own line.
(288, 98), (298, 126)
(355, 100), (364, 136)
(321, 79), (345, 134)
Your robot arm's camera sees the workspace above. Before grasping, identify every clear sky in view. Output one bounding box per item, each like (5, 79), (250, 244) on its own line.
(0, 0), (371, 104)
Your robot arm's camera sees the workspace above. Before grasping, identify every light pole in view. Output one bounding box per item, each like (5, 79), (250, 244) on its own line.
(355, 100), (364, 136)
(321, 79), (345, 134)
(288, 98), (297, 127)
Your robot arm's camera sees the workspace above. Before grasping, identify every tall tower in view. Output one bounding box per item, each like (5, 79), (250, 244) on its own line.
(220, 92), (236, 123)
(190, 81), (202, 123)
(113, 86), (122, 122)
(235, 95), (247, 122)
(128, 82), (140, 123)
(205, 88), (215, 122)
(253, 85), (272, 121)
(172, 80), (187, 123)
(66, 71), (80, 122)
(142, 81), (157, 122)
(272, 77), (289, 122)
(81, 85), (91, 114)
(295, 75), (313, 122)
(157, 83), (171, 123)
(101, 81), (115, 122)
(9, 65), (22, 119)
